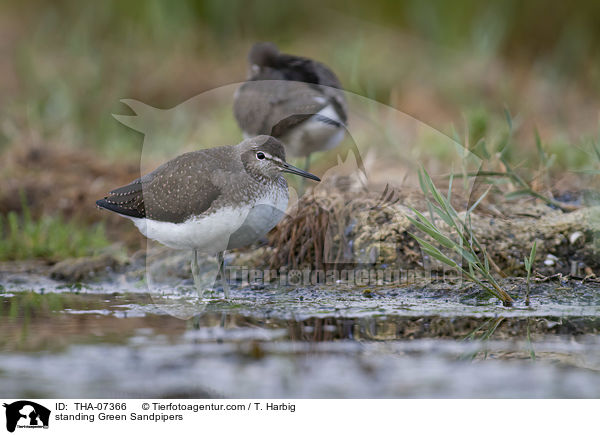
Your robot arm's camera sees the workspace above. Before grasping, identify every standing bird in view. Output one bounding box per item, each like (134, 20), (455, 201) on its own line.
(96, 135), (320, 298)
(233, 42), (348, 173)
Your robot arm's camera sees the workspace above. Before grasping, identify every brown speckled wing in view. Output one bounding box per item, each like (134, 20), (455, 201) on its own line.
(97, 151), (223, 223)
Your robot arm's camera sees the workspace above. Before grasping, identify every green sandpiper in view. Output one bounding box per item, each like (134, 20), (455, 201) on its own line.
(96, 135), (320, 298)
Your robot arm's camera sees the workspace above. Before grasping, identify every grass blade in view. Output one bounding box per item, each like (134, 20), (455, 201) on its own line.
(431, 204), (456, 228)
(410, 207), (439, 230)
(410, 233), (458, 268)
(529, 240), (537, 266)
(504, 188), (532, 200)
(592, 140), (600, 162)
(447, 170), (454, 203)
(467, 185), (492, 215)
(407, 216), (456, 249)
(418, 169), (428, 196)
(408, 167), (514, 306)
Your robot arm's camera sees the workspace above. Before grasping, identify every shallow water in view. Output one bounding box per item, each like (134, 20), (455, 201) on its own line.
(0, 273), (599, 398)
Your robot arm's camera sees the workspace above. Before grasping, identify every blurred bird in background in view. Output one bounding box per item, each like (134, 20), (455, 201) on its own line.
(234, 42), (348, 175)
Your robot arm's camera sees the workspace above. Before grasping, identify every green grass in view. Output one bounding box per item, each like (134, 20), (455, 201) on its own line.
(451, 111), (599, 211)
(0, 200), (110, 261)
(408, 168), (514, 306)
(524, 240), (537, 306)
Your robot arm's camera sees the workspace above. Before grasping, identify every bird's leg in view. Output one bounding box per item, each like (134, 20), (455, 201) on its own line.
(217, 251), (230, 299)
(191, 249), (204, 299)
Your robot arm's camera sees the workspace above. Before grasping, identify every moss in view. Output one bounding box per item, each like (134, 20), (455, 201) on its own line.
(0, 205), (111, 261)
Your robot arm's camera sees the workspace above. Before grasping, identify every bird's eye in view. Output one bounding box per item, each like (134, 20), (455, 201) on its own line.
(256, 152), (265, 160)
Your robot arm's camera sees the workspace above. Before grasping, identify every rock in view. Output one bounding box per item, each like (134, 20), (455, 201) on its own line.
(544, 254), (559, 266)
(49, 253), (127, 281)
(569, 231), (584, 245)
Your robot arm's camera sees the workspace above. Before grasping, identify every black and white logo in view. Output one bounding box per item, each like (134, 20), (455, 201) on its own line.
(3, 401), (50, 433)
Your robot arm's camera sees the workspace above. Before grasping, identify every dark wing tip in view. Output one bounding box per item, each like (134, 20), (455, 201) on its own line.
(96, 198), (108, 209)
(96, 197), (145, 219)
(270, 114), (314, 138)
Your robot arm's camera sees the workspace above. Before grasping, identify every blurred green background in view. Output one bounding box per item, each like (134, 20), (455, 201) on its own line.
(1, 0), (599, 260)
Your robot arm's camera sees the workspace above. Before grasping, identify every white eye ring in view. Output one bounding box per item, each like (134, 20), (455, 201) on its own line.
(256, 152), (266, 160)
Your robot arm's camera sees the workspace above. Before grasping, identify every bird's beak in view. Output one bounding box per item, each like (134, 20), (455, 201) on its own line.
(280, 162), (321, 182)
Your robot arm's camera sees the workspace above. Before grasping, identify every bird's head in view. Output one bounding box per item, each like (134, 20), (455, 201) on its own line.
(248, 42), (279, 76)
(240, 136), (320, 182)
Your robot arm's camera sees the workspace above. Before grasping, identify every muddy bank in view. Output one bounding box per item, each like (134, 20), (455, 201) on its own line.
(266, 189), (599, 277)
(2, 270), (598, 321)
(0, 144), (146, 249)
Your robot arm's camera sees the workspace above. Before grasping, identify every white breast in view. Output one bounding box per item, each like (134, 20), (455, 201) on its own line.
(129, 190), (288, 253)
